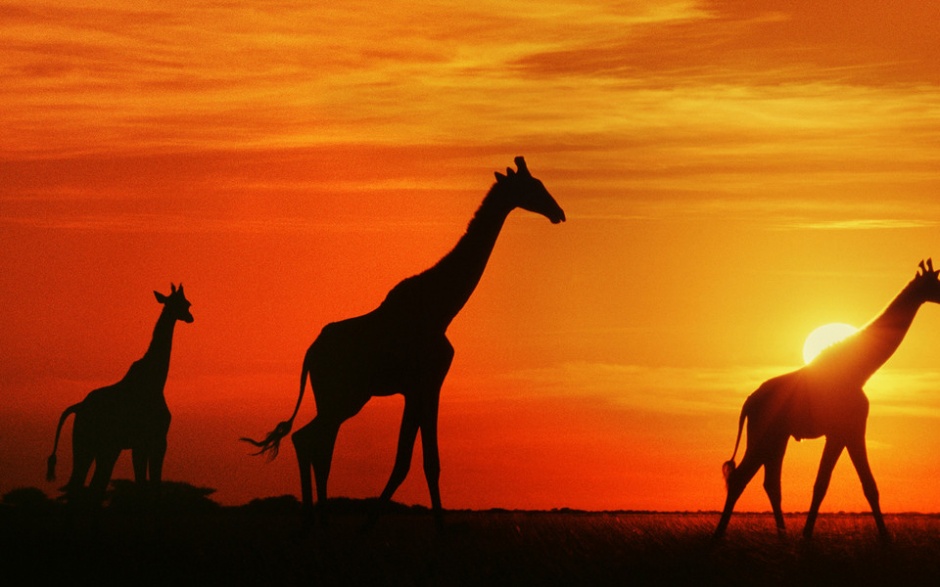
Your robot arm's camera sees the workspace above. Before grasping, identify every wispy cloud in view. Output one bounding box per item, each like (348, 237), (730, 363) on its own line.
(866, 369), (940, 419)
(2, 1), (938, 248)
(0, 211), (448, 234)
(781, 219), (940, 231)
(495, 361), (782, 415)
(492, 361), (940, 421)
(4, 0), (937, 161)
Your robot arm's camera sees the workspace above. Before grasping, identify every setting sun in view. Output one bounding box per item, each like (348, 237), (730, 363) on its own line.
(802, 323), (859, 364)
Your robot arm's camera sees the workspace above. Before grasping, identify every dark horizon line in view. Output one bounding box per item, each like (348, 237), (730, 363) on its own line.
(8, 485), (939, 516)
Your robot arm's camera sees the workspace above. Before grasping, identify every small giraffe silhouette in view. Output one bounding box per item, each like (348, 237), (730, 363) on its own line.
(715, 260), (940, 539)
(242, 157), (565, 528)
(47, 283), (194, 502)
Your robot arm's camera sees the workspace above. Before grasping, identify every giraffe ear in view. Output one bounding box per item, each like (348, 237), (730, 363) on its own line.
(154, 291), (168, 304)
(495, 171), (507, 183)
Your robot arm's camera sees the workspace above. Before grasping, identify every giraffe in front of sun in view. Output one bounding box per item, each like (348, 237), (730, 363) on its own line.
(715, 259), (940, 539)
(242, 157), (565, 529)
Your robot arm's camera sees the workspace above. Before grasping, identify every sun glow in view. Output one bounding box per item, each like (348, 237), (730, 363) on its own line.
(802, 323), (858, 364)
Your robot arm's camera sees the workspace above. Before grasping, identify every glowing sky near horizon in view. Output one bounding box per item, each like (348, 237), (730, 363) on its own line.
(3, 1), (940, 514)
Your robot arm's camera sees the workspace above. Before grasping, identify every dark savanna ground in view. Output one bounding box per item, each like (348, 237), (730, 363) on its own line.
(3, 484), (939, 586)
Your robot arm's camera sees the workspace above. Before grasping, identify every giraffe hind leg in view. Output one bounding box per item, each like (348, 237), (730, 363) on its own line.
(715, 450), (763, 537)
(88, 448), (121, 504)
(419, 398), (444, 530)
(291, 421), (316, 511)
(292, 416), (342, 529)
(64, 417), (95, 496)
(65, 453), (94, 497)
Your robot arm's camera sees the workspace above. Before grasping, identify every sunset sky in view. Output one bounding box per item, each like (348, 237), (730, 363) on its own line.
(3, 1), (940, 515)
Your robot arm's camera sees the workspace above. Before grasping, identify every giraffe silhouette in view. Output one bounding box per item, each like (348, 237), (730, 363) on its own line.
(715, 260), (940, 539)
(47, 283), (194, 503)
(242, 157), (565, 529)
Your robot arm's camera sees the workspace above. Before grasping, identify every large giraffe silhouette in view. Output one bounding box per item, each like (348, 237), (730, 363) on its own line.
(242, 157), (565, 528)
(47, 283), (194, 502)
(715, 260), (940, 539)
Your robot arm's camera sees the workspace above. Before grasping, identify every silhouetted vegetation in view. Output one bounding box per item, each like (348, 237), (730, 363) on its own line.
(242, 493), (302, 515)
(2, 486), (56, 509)
(106, 479), (221, 513)
(1, 493), (939, 586)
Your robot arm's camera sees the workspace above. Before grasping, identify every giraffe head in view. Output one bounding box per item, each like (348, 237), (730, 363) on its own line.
(910, 259), (940, 304)
(154, 283), (194, 323)
(494, 156), (566, 224)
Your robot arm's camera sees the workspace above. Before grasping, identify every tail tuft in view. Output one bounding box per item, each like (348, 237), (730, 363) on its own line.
(240, 420), (293, 461)
(46, 454), (57, 482)
(722, 459), (736, 485)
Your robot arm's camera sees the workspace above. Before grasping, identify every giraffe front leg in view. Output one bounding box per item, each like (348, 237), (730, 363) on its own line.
(804, 438), (844, 539)
(380, 400), (420, 501)
(362, 401), (420, 532)
(847, 438), (888, 538)
(132, 447), (149, 486)
(149, 437), (167, 497)
(419, 392), (444, 531)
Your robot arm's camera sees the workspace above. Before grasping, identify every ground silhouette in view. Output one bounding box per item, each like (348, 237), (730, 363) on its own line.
(3, 492), (940, 587)
(242, 157), (565, 529)
(715, 260), (940, 538)
(46, 283), (194, 503)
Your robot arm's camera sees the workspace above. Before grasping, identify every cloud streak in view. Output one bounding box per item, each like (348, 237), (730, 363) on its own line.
(498, 361), (779, 415)
(496, 361), (940, 422)
(4, 0), (936, 160)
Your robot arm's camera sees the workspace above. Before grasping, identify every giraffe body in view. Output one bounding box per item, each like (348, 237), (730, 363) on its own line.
(243, 157), (564, 529)
(715, 260), (940, 539)
(47, 284), (193, 502)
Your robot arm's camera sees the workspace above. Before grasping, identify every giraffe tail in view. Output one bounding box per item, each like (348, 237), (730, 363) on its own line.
(47, 402), (81, 482)
(722, 397), (749, 485)
(240, 420), (293, 460)
(240, 358), (311, 461)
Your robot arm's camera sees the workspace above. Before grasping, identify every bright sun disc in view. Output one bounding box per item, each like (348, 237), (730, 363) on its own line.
(803, 322), (858, 364)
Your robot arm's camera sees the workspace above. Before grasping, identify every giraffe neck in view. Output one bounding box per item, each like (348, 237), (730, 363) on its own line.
(380, 185), (512, 331)
(132, 308), (177, 393)
(812, 281), (923, 384)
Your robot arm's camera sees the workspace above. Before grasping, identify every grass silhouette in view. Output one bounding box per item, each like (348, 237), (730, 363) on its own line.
(3, 485), (939, 586)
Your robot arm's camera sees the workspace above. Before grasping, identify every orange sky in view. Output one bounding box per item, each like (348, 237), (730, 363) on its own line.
(2, 1), (940, 514)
